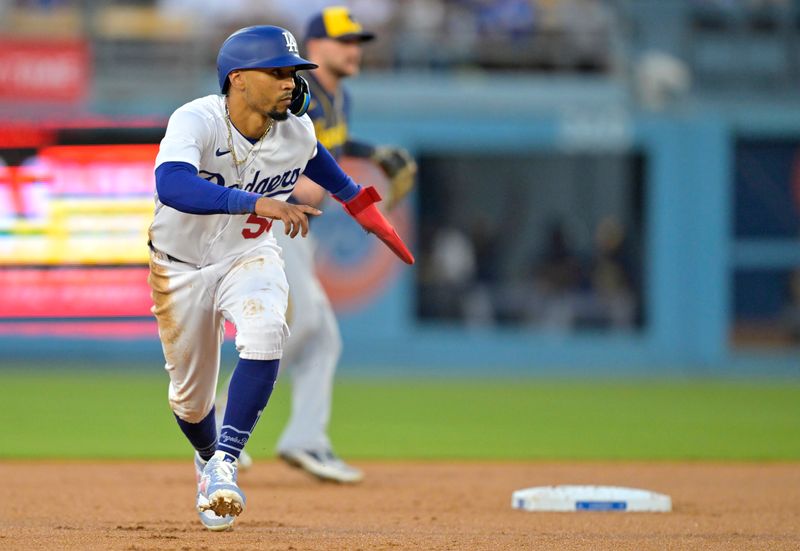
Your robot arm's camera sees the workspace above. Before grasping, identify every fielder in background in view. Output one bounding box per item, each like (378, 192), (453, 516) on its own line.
(149, 25), (413, 531)
(215, 6), (417, 484)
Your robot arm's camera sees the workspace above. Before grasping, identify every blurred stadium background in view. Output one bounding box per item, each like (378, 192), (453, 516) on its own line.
(1, 0), (799, 460)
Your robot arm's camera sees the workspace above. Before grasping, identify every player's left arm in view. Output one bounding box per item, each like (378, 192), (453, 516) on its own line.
(289, 176), (327, 208)
(344, 139), (418, 212)
(303, 142), (414, 264)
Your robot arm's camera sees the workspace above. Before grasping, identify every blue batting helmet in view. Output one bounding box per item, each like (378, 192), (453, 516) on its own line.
(217, 26), (318, 93)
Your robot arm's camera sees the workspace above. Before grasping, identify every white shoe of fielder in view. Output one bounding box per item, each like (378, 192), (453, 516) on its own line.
(278, 449), (364, 484)
(238, 449), (253, 471)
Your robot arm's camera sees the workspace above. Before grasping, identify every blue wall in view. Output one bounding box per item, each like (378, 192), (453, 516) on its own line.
(330, 75), (794, 373)
(3, 73), (798, 375)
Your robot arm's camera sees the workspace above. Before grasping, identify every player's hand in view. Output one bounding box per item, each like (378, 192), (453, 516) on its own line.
(254, 197), (321, 238)
(371, 146), (417, 211)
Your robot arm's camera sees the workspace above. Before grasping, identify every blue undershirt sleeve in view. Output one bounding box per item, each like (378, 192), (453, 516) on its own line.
(155, 161), (261, 215)
(302, 142), (361, 202)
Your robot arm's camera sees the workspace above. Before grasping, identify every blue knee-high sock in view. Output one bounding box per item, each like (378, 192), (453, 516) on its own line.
(175, 406), (217, 461)
(218, 358), (280, 459)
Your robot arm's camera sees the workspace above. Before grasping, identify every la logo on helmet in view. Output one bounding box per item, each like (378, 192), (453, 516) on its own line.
(283, 31), (299, 53)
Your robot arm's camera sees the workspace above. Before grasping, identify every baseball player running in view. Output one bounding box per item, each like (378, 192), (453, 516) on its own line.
(148, 25), (413, 531)
(214, 7), (417, 484)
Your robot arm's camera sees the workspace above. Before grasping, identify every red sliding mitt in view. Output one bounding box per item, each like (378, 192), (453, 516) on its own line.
(340, 186), (415, 264)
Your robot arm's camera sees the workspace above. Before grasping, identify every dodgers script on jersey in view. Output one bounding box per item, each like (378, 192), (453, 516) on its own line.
(150, 94), (317, 266)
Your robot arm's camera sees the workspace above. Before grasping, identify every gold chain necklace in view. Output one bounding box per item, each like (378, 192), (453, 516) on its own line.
(224, 101), (272, 186)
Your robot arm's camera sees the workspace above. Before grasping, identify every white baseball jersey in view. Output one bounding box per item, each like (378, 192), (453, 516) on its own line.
(150, 94), (317, 267)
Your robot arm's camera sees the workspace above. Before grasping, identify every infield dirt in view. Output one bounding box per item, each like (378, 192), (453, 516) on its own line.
(3, 461), (798, 550)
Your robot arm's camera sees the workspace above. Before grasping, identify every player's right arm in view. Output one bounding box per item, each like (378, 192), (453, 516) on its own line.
(155, 108), (319, 237)
(155, 163), (319, 238)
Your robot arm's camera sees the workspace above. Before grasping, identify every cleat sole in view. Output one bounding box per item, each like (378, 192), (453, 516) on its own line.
(201, 517), (235, 532)
(203, 490), (245, 517)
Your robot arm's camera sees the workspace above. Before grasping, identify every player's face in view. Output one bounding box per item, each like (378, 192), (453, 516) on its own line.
(238, 67), (297, 121)
(318, 38), (363, 78)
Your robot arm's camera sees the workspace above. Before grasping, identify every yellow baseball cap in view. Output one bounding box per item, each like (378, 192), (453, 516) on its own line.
(305, 6), (375, 42)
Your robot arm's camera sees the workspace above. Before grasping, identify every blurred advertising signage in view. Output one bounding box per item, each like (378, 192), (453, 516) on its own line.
(0, 40), (90, 102)
(0, 144), (157, 319)
(0, 268), (151, 318)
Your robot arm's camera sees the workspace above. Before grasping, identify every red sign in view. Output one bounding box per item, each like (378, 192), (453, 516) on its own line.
(0, 40), (90, 102)
(0, 320), (158, 339)
(0, 267), (152, 318)
(0, 125), (55, 148)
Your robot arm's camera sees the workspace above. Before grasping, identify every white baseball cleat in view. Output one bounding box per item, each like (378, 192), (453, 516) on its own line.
(198, 451), (246, 520)
(279, 449), (364, 484)
(238, 449), (253, 471)
(194, 453), (235, 531)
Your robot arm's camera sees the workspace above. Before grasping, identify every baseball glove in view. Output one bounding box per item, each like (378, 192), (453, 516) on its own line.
(371, 146), (417, 211)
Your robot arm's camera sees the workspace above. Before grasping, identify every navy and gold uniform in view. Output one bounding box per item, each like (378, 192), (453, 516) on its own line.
(305, 71), (376, 162)
(306, 72), (351, 160)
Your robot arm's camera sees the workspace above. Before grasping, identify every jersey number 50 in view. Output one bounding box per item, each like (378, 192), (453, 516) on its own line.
(242, 214), (273, 239)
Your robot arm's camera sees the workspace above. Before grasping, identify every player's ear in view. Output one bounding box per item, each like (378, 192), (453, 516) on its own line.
(228, 70), (244, 91)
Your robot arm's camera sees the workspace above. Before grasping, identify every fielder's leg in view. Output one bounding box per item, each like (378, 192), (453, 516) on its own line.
(274, 229), (363, 483)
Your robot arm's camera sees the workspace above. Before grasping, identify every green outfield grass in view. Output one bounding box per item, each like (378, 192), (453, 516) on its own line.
(1, 369), (799, 460)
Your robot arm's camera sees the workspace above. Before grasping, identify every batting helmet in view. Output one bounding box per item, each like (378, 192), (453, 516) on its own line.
(217, 25), (318, 93)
